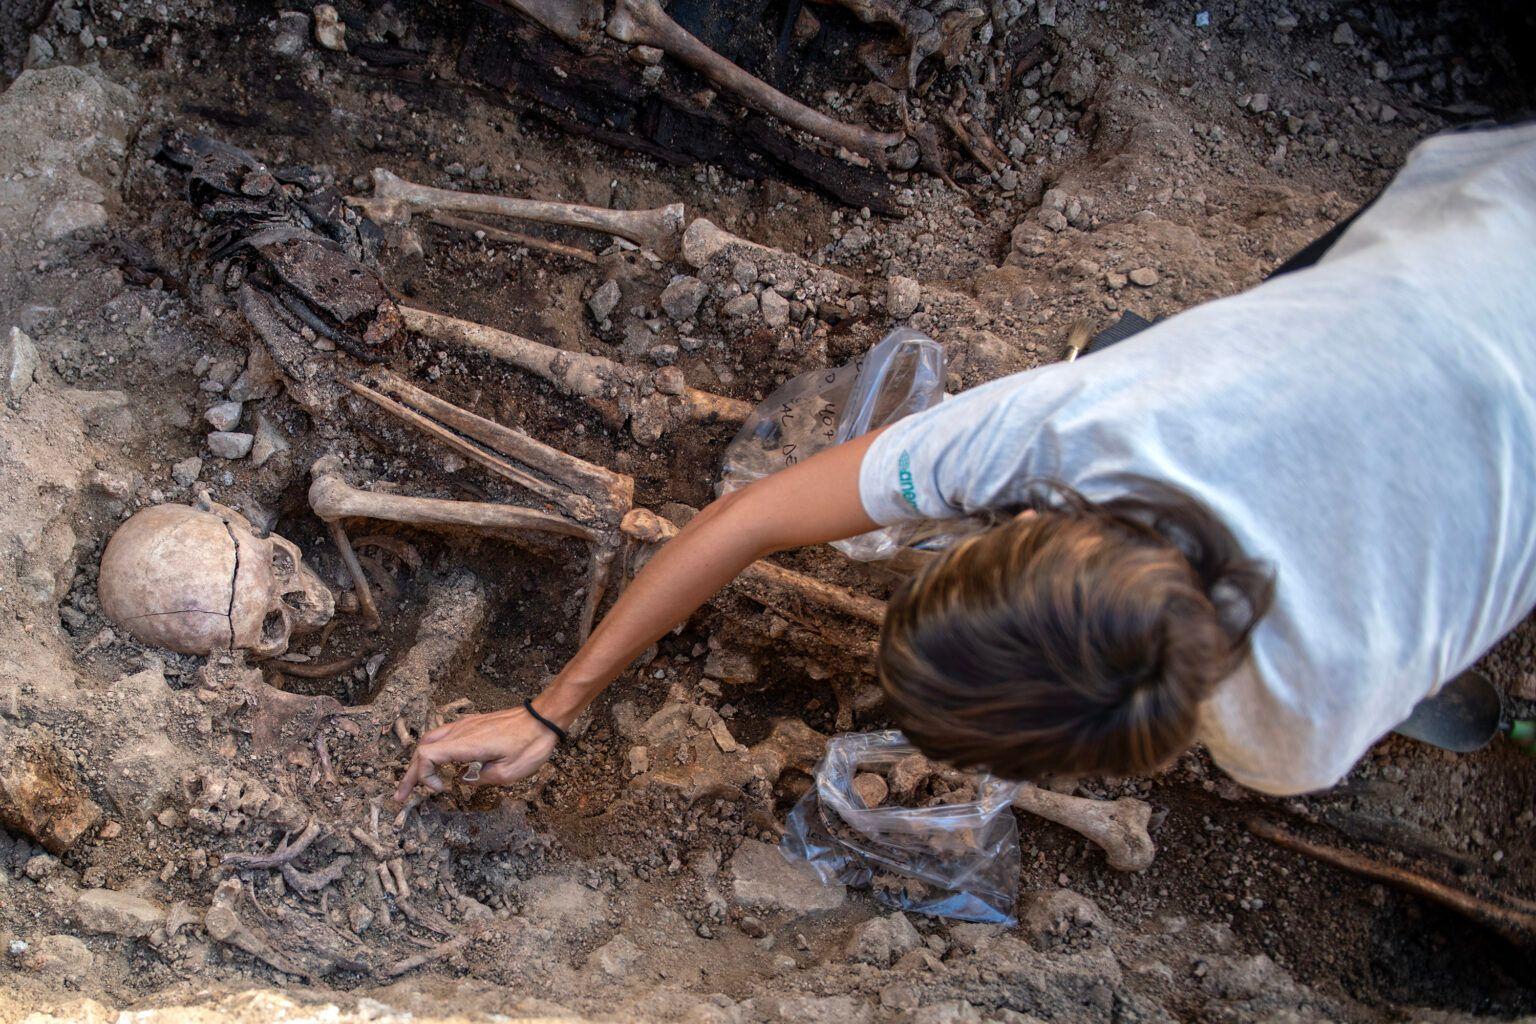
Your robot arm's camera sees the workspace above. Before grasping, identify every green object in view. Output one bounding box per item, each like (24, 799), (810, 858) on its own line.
(1508, 718), (1536, 750)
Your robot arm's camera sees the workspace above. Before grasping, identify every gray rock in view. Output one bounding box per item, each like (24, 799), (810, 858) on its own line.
(588, 279), (622, 323)
(273, 10), (310, 55)
(1128, 267), (1160, 287)
(5, 326), (39, 406)
(1038, 207), (1069, 232)
(660, 275), (708, 321)
(25, 34), (55, 69)
(648, 344), (679, 366)
(21, 935), (93, 982)
(1332, 21), (1355, 45)
(41, 200), (108, 240)
(207, 431), (254, 460)
(721, 292), (759, 319)
(732, 260), (758, 290)
(729, 839), (844, 914)
(1247, 92), (1270, 113)
(586, 934), (642, 978)
(652, 366), (686, 395)
(845, 912), (922, 965)
(887, 275), (921, 319)
(171, 457), (203, 487)
(759, 288), (790, 328)
(203, 400), (243, 432)
(704, 647), (757, 685)
(1019, 888), (1112, 950)
(312, 3), (346, 50)
(73, 889), (166, 938)
(249, 414), (290, 469)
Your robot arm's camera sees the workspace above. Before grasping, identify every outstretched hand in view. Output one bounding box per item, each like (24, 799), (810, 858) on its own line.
(394, 706), (558, 801)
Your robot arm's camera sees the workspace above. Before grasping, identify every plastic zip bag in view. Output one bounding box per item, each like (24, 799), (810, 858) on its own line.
(781, 731), (1023, 924)
(717, 328), (946, 560)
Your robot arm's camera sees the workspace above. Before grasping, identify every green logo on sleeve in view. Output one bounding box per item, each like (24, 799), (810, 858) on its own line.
(897, 450), (920, 512)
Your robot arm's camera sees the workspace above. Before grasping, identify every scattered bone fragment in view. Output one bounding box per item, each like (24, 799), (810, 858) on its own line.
(312, 3), (346, 50)
(350, 169), (685, 257)
(0, 723), (103, 853)
(382, 932), (473, 978)
(219, 819), (321, 869)
(1012, 784), (1156, 872)
(645, 716), (827, 802)
(98, 502), (334, 659)
(427, 211), (598, 264)
(491, 0), (604, 49)
(281, 855), (351, 893)
(606, 0), (912, 169)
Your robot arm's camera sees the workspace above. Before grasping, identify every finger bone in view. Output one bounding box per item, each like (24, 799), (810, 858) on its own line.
(607, 0), (907, 168)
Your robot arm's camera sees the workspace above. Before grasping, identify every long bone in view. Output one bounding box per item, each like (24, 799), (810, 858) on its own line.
(348, 169), (686, 258)
(398, 305), (753, 436)
(310, 471), (620, 639)
(346, 370), (634, 525)
(899, 755), (1156, 872)
(606, 0), (913, 170)
(1012, 784), (1156, 873)
(621, 508), (886, 629)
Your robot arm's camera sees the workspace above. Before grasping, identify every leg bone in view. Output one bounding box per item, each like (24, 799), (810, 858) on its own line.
(1012, 784), (1156, 872)
(621, 508), (885, 629)
(310, 472), (600, 543)
(352, 169), (685, 257)
(607, 0), (911, 169)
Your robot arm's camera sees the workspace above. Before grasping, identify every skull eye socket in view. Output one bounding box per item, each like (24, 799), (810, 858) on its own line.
(261, 608), (288, 643)
(270, 544), (297, 581)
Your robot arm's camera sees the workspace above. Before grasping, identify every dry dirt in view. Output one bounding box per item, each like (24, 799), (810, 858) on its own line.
(1, 1), (1534, 1022)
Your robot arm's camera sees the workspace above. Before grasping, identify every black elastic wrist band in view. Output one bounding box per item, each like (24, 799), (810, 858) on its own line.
(523, 699), (567, 744)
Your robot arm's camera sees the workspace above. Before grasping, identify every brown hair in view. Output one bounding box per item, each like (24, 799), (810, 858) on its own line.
(877, 479), (1274, 780)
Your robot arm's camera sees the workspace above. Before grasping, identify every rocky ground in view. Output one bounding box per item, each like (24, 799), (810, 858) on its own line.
(1, 1), (1534, 1022)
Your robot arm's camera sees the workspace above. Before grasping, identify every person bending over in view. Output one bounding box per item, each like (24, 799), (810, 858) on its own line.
(397, 123), (1536, 801)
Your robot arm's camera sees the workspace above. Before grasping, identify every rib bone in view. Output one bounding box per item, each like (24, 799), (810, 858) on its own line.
(607, 0), (911, 169)
(350, 169), (685, 257)
(621, 508), (885, 629)
(1012, 784), (1156, 872)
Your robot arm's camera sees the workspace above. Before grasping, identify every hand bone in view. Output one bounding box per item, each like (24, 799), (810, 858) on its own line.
(350, 169), (685, 257)
(607, 0), (913, 169)
(1012, 784), (1156, 872)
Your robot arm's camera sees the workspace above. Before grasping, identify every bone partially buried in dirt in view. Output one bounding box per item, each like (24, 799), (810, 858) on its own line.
(98, 502), (334, 658)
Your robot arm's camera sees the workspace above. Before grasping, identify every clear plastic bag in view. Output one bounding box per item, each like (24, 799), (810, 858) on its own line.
(717, 328), (946, 560)
(781, 730), (1023, 924)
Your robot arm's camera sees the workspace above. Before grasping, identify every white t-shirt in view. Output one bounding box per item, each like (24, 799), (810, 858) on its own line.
(858, 124), (1536, 795)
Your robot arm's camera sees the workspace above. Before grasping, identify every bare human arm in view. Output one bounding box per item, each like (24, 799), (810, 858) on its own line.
(393, 427), (886, 799)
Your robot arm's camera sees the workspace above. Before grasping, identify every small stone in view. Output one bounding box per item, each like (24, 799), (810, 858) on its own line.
(1128, 267), (1160, 287)
(0, 724), (103, 853)
(25, 853), (59, 880)
(98, 821), (122, 840)
(845, 913), (922, 966)
(740, 915), (768, 938)
(313, 3), (346, 50)
(25, 33), (55, 69)
(1248, 92), (1270, 114)
(887, 275), (921, 319)
(5, 326), (40, 406)
(729, 839), (845, 914)
(852, 773), (888, 808)
(171, 457), (203, 487)
(587, 934), (642, 978)
(1105, 271), (1128, 291)
(588, 279), (622, 323)
(630, 44), (663, 66)
(73, 889), (167, 938)
(1273, 12), (1298, 32)
(1373, 60), (1391, 80)
(760, 288), (789, 328)
(273, 11), (309, 56)
(731, 260), (758, 290)
(21, 935), (92, 982)
(1331, 22), (1355, 46)
(704, 647), (757, 686)
(721, 292), (759, 319)
(249, 414), (290, 469)
(1037, 207), (1069, 232)
(204, 400), (243, 431)
(652, 366), (686, 395)
(1379, 104), (1398, 124)
(207, 431), (254, 460)
(627, 745), (649, 776)
(660, 275), (707, 321)
(648, 344), (679, 366)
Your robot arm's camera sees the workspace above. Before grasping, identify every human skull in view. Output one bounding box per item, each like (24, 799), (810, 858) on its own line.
(98, 501), (334, 659)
